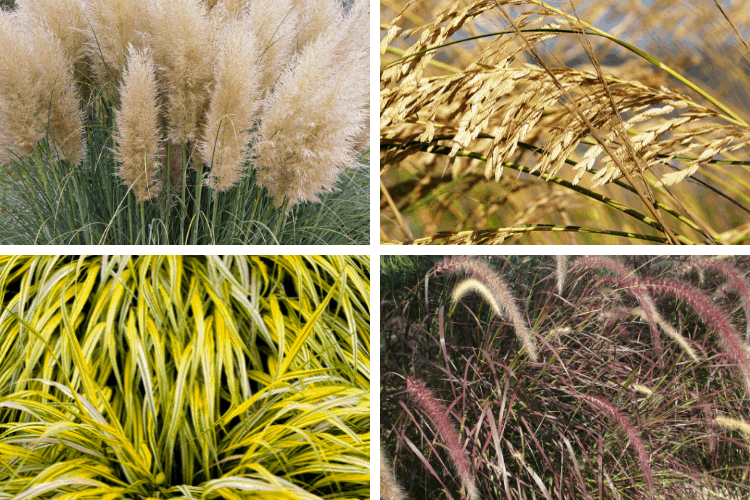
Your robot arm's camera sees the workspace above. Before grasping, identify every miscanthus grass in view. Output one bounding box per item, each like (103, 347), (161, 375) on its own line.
(0, 0), (369, 245)
(381, 0), (750, 244)
(0, 255), (370, 499)
(381, 255), (750, 500)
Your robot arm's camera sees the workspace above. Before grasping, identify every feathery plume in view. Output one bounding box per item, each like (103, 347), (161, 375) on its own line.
(145, 0), (214, 143)
(452, 278), (504, 318)
(554, 255), (567, 295)
(715, 416), (750, 437)
(243, 0), (300, 97)
(296, 0), (343, 47)
(115, 47), (162, 202)
(574, 256), (664, 360)
(581, 394), (654, 495)
(199, 19), (262, 191)
(15, 0), (88, 66)
(406, 376), (479, 500)
(84, 0), (143, 97)
(0, 12), (84, 166)
(253, 0), (368, 208)
(380, 449), (408, 500)
(633, 307), (699, 362)
(436, 257), (538, 362)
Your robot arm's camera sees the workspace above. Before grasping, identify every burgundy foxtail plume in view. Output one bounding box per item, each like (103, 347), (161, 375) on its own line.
(637, 277), (750, 396)
(581, 394), (654, 496)
(685, 257), (750, 340)
(573, 256), (664, 360)
(380, 449), (408, 500)
(115, 46), (162, 202)
(406, 376), (479, 500)
(435, 256), (538, 362)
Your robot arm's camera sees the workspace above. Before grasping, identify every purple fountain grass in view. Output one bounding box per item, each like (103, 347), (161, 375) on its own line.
(637, 277), (750, 395)
(580, 393), (654, 496)
(435, 257), (538, 362)
(573, 256), (664, 360)
(686, 258), (750, 340)
(406, 375), (479, 500)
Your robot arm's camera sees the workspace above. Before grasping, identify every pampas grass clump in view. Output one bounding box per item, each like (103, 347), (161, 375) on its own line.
(0, 0), (369, 244)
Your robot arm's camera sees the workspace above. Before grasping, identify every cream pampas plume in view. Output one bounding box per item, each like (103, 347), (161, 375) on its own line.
(15, 0), (88, 66)
(84, 0), (143, 96)
(115, 47), (162, 202)
(406, 376), (479, 500)
(253, 0), (368, 208)
(243, 0), (300, 97)
(199, 19), (262, 191)
(145, 0), (214, 143)
(380, 450), (408, 500)
(0, 12), (84, 166)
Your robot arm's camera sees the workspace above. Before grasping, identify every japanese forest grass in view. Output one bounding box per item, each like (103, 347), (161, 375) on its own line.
(0, 255), (370, 499)
(0, 103), (370, 245)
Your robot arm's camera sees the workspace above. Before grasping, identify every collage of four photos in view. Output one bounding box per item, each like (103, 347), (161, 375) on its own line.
(1, 0), (750, 499)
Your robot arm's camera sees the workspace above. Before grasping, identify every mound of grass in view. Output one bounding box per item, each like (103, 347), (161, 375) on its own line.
(381, 255), (750, 499)
(0, 255), (370, 499)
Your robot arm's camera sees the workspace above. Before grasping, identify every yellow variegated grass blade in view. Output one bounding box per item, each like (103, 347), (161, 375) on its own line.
(0, 256), (369, 499)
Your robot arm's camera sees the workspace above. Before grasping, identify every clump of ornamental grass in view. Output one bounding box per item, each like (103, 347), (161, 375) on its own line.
(381, 255), (750, 500)
(380, 0), (750, 244)
(0, 0), (369, 245)
(0, 255), (371, 499)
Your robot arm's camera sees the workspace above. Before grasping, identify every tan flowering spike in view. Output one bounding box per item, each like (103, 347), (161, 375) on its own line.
(200, 19), (262, 191)
(380, 450), (408, 500)
(115, 47), (162, 202)
(0, 12), (84, 166)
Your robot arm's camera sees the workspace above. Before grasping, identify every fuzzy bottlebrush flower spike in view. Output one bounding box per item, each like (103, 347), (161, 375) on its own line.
(115, 47), (162, 202)
(406, 376), (479, 500)
(437, 256), (538, 362)
(380, 450), (408, 500)
(0, 11), (84, 167)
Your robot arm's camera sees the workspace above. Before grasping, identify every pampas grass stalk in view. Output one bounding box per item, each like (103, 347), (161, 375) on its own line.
(406, 375), (479, 500)
(0, 11), (84, 167)
(199, 18), (261, 191)
(115, 46), (162, 202)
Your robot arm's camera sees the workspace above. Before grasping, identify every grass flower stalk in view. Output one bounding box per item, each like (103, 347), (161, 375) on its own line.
(436, 256), (538, 362)
(199, 18), (262, 191)
(406, 375), (479, 500)
(380, 449), (408, 500)
(115, 47), (162, 202)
